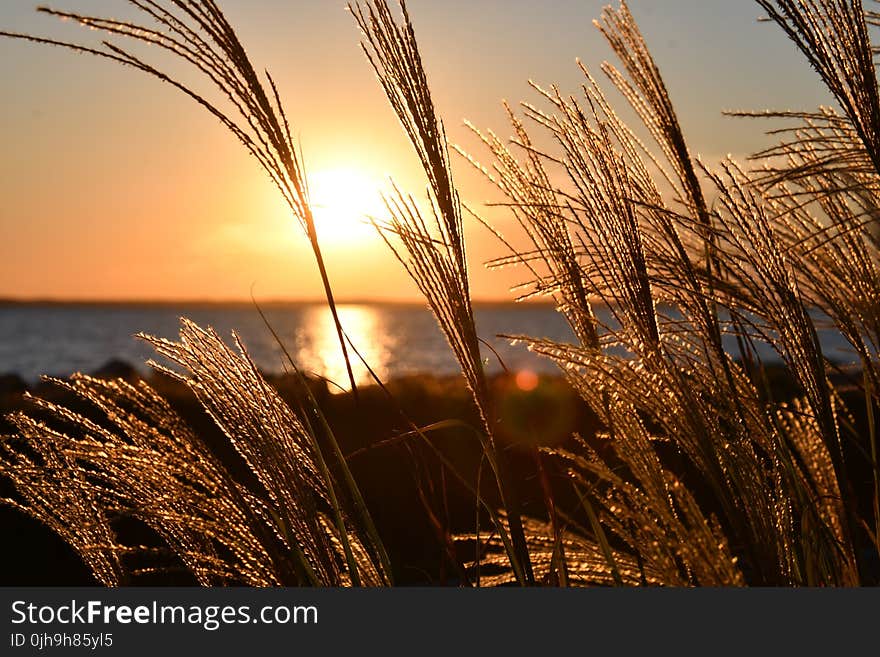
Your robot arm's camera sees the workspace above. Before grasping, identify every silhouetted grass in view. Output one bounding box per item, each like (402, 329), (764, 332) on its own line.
(2, 0), (880, 586)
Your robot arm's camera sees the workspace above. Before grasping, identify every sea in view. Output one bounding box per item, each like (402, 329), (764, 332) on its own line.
(0, 301), (858, 388)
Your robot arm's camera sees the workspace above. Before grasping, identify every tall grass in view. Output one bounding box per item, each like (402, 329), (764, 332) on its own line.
(2, 0), (879, 586)
(0, 0), (360, 397)
(1, 321), (387, 585)
(350, 0), (534, 585)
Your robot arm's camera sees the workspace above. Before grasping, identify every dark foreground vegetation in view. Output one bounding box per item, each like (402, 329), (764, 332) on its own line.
(0, 360), (592, 585)
(1, 357), (878, 585)
(3, 0), (880, 586)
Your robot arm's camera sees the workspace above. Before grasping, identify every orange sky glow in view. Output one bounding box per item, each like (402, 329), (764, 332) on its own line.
(0, 1), (833, 302)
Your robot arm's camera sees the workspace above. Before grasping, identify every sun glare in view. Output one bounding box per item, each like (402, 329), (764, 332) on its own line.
(306, 168), (385, 246)
(297, 304), (395, 393)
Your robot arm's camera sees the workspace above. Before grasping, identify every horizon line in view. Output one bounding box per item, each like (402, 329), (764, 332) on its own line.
(0, 295), (558, 308)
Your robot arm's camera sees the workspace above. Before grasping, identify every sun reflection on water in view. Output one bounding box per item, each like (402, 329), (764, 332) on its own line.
(295, 305), (395, 392)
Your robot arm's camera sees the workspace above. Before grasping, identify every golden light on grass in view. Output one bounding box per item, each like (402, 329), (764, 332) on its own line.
(1, 0), (878, 589)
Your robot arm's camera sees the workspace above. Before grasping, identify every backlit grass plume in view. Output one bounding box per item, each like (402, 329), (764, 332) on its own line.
(1, 320), (387, 586)
(0, 0), (359, 395)
(453, 0), (872, 584)
(351, 0), (534, 584)
(2, 0), (880, 587)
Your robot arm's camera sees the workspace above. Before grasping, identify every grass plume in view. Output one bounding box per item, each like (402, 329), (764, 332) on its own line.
(0, 0), (360, 397)
(1, 0), (879, 587)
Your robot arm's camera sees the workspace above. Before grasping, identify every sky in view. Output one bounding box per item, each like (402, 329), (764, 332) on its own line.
(0, 0), (835, 302)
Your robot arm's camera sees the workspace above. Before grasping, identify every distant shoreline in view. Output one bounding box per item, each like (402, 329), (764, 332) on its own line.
(0, 297), (560, 309)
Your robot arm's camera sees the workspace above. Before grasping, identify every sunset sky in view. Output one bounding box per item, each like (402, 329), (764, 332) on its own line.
(0, 0), (833, 302)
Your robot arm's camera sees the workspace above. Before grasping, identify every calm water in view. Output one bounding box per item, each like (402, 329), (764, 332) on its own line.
(0, 303), (578, 387)
(0, 302), (857, 387)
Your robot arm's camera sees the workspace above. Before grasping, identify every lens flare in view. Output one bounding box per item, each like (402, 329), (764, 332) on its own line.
(515, 369), (539, 392)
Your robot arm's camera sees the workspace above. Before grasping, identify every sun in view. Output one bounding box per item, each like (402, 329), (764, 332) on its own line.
(306, 168), (385, 246)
